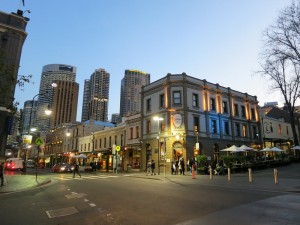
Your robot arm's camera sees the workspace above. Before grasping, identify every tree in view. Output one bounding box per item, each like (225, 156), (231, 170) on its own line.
(259, 1), (300, 146)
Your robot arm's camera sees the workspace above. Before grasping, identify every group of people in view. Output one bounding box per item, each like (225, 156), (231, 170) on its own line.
(171, 158), (186, 175)
(147, 160), (156, 175)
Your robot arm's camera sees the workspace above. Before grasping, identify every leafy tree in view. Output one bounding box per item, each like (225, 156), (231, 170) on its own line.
(259, 1), (300, 146)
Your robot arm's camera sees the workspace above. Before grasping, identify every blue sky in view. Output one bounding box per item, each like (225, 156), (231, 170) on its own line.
(1, 0), (293, 121)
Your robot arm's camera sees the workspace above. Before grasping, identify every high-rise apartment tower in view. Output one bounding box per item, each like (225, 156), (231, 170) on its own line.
(120, 69), (150, 117)
(81, 68), (110, 122)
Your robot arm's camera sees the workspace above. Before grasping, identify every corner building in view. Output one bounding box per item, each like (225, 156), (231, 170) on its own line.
(140, 73), (261, 172)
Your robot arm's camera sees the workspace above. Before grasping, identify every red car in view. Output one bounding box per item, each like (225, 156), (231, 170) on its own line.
(52, 163), (74, 173)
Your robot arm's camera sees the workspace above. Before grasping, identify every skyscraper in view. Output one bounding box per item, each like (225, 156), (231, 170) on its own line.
(21, 100), (38, 134)
(120, 69), (150, 117)
(81, 68), (110, 122)
(0, 10), (28, 154)
(50, 80), (79, 129)
(36, 64), (77, 132)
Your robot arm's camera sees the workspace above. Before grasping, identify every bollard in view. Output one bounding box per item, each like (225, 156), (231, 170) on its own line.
(274, 168), (279, 184)
(227, 168), (231, 181)
(209, 166), (213, 180)
(248, 168), (253, 183)
(192, 165), (196, 179)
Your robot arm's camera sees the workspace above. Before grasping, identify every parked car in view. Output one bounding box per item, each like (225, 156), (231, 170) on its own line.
(52, 163), (74, 173)
(26, 160), (36, 168)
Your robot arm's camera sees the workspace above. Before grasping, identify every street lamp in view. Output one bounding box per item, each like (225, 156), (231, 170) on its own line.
(153, 116), (163, 175)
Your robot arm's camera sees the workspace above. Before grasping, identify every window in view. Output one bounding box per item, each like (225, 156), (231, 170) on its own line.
(270, 122), (273, 132)
(146, 120), (151, 134)
(130, 127), (133, 139)
(192, 93), (199, 107)
(159, 94), (165, 108)
(161, 121), (165, 131)
(146, 98), (151, 111)
(235, 123), (240, 137)
(173, 91), (181, 104)
(252, 126), (258, 139)
(234, 104), (239, 116)
(211, 119), (217, 134)
(210, 98), (216, 111)
(115, 135), (117, 145)
(100, 139), (102, 148)
(241, 106), (246, 118)
(223, 101), (228, 114)
(136, 126), (140, 139)
(104, 138), (106, 148)
(121, 134), (123, 146)
(194, 116), (200, 132)
(286, 126), (289, 135)
(95, 139), (97, 149)
(109, 136), (112, 147)
(242, 124), (247, 137)
(224, 121), (229, 135)
(251, 108), (256, 120)
(278, 124), (282, 135)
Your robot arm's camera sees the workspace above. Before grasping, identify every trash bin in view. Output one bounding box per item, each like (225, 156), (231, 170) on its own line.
(127, 165), (132, 173)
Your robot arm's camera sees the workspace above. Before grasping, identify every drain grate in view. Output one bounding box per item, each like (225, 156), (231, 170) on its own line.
(46, 207), (78, 218)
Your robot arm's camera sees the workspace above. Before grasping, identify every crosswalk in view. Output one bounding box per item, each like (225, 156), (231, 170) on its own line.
(55, 175), (119, 181)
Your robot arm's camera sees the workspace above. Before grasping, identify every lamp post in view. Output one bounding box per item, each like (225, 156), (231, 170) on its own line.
(153, 116), (163, 175)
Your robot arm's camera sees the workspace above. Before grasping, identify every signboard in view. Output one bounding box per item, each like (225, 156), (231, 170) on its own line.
(22, 135), (32, 144)
(35, 138), (43, 146)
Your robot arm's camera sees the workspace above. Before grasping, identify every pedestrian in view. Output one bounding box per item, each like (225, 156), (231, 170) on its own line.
(171, 162), (175, 175)
(218, 159), (225, 175)
(73, 161), (81, 178)
(147, 160), (152, 175)
(175, 160), (179, 175)
(0, 162), (5, 186)
(151, 160), (156, 175)
(180, 158), (185, 175)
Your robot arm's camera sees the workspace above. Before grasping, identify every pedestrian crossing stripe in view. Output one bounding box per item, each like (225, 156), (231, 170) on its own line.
(56, 175), (118, 181)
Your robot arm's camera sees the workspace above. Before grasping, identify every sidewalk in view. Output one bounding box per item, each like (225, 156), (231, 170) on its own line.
(1, 162), (300, 194)
(0, 173), (51, 194)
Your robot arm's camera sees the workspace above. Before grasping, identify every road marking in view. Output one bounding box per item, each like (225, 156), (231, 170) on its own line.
(56, 175), (118, 181)
(46, 207), (78, 218)
(65, 192), (87, 199)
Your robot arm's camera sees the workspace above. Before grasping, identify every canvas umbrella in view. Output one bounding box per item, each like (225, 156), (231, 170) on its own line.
(220, 145), (245, 153)
(260, 147), (272, 152)
(71, 153), (88, 158)
(291, 146), (300, 150)
(270, 147), (284, 152)
(239, 145), (256, 151)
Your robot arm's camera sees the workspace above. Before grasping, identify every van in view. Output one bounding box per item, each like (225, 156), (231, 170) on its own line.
(5, 158), (24, 171)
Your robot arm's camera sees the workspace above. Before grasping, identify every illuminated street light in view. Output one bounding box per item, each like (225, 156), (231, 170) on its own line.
(153, 116), (163, 175)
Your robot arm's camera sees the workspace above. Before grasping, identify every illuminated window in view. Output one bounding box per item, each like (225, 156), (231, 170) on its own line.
(173, 91), (181, 104)
(242, 124), (247, 137)
(278, 124), (282, 135)
(161, 121), (165, 131)
(146, 120), (151, 134)
(194, 116), (200, 132)
(192, 94), (199, 107)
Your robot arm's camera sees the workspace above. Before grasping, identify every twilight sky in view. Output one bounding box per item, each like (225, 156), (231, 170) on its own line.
(1, 0), (294, 121)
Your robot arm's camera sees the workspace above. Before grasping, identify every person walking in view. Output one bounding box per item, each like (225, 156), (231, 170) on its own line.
(0, 162), (5, 186)
(180, 158), (185, 175)
(151, 160), (156, 175)
(73, 161), (81, 178)
(147, 160), (152, 175)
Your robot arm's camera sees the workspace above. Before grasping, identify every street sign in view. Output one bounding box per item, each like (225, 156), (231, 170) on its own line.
(35, 138), (43, 146)
(116, 145), (121, 151)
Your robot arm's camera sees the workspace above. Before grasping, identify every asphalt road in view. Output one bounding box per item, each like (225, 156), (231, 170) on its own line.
(0, 165), (300, 225)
